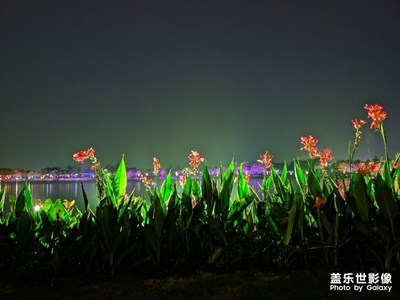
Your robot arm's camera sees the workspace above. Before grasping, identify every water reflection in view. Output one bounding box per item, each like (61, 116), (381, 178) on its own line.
(1, 178), (265, 211)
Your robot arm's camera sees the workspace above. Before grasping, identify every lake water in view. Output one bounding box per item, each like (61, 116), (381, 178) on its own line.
(1, 178), (265, 211)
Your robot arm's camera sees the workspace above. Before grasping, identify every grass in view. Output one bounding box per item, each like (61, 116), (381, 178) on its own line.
(1, 268), (399, 299)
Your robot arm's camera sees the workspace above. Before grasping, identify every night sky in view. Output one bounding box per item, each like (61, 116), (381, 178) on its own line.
(1, 0), (400, 170)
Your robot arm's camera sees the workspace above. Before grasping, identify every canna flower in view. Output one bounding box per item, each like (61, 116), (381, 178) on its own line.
(140, 175), (154, 190)
(355, 162), (368, 176)
(191, 197), (197, 209)
(179, 173), (187, 188)
(313, 196), (327, 210)
(300, 135), (319, 158)
(86, 147), (95, 158)
(368, 161), (381, 174)
(153, 157), (161, 176)
(72, 151), (88, 163)
(244, 172), (251, 184)
(351, 119), (367, 130)
(351, 119), (366, 150)
(188, 150), (204, 172)
(355, 162), (381, 176)
(257, 151), (273, 169)
(364, 104), (387, 131)
(337, 182), (347, 201)
(72, 147), (99, 174)
(318, 148), (334, 169)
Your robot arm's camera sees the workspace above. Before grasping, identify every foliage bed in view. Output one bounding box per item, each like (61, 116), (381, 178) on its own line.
(1, 104), (400, 280)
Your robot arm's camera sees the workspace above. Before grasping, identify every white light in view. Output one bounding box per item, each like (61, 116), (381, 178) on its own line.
(34, 205), (41, 212)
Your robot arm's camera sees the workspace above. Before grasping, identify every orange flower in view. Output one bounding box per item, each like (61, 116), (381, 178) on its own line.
(86, 147), (95, 158)
(244, 172), (251, 184)
(140, 175), (154, 190)
(364, 104), (387, 130)
(368, 162), (381, 173)
(313, 196), (327, 210)
(188, 150), (204, 171)
(351, 119), (367, 130)
(191, 198), (197, 209)
(394, 160), (400, 169)
(318, 148), (334, 169)
(72, 151), (88, 163)
(355, 162), (381, 176)
(179, 173), (187, 188)
(153, 157), (161, 176)
(300, 135), (318, 158)
(337, 182), (347, 201)
(355, 162), (368, 176)
(257, 151), (273, 169)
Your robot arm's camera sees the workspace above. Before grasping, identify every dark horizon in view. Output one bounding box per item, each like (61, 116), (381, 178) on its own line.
(1, 0), (399, 170)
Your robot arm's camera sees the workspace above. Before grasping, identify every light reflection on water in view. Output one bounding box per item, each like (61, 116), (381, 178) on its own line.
(1, 178), (265, 211)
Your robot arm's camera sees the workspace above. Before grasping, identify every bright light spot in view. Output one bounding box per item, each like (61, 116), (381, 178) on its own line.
(34, 205), (41, 212)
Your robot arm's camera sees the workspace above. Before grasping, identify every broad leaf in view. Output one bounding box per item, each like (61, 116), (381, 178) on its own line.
(112, 156), (127, 205)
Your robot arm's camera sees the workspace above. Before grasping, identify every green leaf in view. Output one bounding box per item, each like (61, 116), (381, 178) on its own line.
(283, 202), (297, 246)
(237, 163), (249, 200)
(307, 169), (323, 198)
(103, 171), (116, 207)
(202, 163), (213, 213)
(350, 173), (370, 223)
(43, 199), (53, 213)
(219, 160), (234, 221)
(112, 155), (127, 205)
(16, 184), (32, 216)
(16, 211), (34, 248)
(382, 161), (392, 188)
(0, 187), (6, 216)
(208, 219), (228, 246)
(375, 174), (398, 231)
(151, 192), (165, 238)
(181, 176), (193, 227)
(81, 182), (90, 212)
(321, 213), (333, 236)
(294, 160), (306, 191)
(160, 172), (172, 203)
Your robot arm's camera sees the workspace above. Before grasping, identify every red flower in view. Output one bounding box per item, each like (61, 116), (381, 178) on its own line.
(244, 172), (251, 184)
(140, 174), (154, 187)
(72, 151), (88, 163)
(364, 104), (387, 130)
(337, 182), (347, 201)
(86, 147), (95, 158)
(179, 173), (187, 188)
(355, 162), (381, 176)
(140, 175), (147, 183)
(257, 151), (273, 169)
(313, 196), (327, 210)
(191, 198), (197, 209)
(394, 160), (400, 169)
(368, 162), (381, 173)
(91, 165), (97, 171)
(351, 119), (367, 130)
(153, 157), (161, 175)
(355, 162), (368, 176)
(318, 148), (334, 169)
(300, 135), (319, 158)
(188, 150), (204, 171)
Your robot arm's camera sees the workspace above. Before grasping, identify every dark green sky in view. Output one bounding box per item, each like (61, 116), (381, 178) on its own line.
(1, 0), (399, 170)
